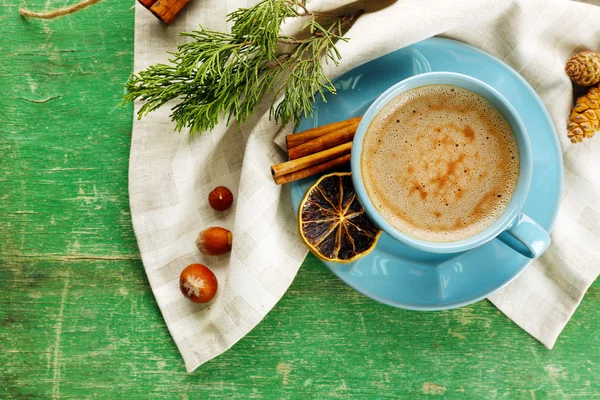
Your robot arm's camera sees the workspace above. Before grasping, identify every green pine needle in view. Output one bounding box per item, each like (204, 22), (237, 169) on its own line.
(123, 0), (361, 133)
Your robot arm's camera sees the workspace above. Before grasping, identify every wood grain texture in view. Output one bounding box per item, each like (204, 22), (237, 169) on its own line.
(0, 0), (598, 398)
(150, 0), (190, 24)
(138, 0), (158, 9)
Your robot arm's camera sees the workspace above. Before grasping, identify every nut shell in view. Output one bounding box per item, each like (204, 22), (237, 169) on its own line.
(179, 264), (218, 303)
(196, 227), (232, 255)
(208, 186), (234, 211)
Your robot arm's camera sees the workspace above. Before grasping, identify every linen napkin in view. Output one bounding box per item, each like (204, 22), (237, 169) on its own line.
(130, 0), (600, 372)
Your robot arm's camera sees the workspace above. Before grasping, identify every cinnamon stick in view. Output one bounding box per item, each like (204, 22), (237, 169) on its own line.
(273, 154), (351, 185)
(149, 0), (189, 24)
(138, 0), (157, 8)
(286, 117), (362, 150)
(288, 123), (358, 160)
(271, 142), (352, 180)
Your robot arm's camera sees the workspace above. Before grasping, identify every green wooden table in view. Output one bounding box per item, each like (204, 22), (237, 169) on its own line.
(1, 2), (598, 398)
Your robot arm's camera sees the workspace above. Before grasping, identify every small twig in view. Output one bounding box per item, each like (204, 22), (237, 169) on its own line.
(279, 37), (311, 45)
(308, 9), (361, 68)
(281, 9), (362, 48)
(311, 11), (338, 18)
(295, 1), (310, 14)
(20, 0), (101, 19)
(293, 1), (337, 18)
(340, 9), (364, 27)
(266, 53), (292, 68)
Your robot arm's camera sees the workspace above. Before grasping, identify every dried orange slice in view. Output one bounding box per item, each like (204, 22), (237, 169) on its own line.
(298, 172), (382, 263)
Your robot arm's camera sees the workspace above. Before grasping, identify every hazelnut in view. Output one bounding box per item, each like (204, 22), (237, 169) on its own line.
(208, 186), (234, 211)
(196, 227), (232, 255)
(180, 264), (218, 303)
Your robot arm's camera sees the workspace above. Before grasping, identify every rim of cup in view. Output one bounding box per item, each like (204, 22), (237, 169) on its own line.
(350, 72), (533, 254)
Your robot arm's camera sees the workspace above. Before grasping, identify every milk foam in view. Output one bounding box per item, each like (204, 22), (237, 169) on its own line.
(361, 85), (519, 242)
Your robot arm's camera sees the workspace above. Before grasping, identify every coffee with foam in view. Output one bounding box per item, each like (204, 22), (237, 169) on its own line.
(361, 85), (519, 242)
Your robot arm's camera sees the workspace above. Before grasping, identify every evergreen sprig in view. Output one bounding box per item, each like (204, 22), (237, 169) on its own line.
(123, 0), (362, 133)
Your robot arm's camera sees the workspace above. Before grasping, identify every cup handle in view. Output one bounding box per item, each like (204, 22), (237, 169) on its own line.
(497, 213), (551, 259)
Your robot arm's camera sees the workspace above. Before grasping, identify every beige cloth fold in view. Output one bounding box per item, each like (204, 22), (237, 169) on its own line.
(130, 0), (600, 372)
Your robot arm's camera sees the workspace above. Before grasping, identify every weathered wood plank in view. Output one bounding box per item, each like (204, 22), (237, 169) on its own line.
(1, 257), (598, 399)
(0, 0), (598, 399)
(0, 0), (137, 261)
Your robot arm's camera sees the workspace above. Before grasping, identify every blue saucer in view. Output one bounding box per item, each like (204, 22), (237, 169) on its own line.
(290, 38), (563, 310)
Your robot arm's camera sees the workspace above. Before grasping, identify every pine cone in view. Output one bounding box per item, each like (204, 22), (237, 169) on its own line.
(567, 84), (600, 143)
(565, 51), (600, 86)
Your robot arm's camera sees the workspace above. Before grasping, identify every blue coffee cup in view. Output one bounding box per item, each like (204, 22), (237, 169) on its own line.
(351, 72), (550, 259)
